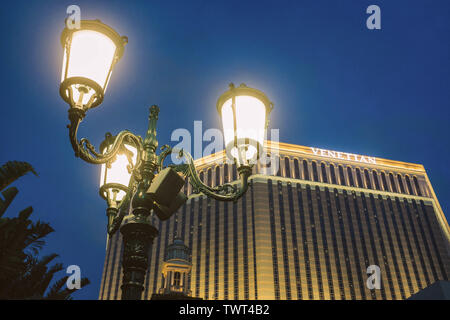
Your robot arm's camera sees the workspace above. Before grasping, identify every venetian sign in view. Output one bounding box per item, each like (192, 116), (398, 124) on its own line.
(311, 147), (376, 164)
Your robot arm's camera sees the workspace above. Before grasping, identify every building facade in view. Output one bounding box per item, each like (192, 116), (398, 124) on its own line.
(99, 141), (450, 300)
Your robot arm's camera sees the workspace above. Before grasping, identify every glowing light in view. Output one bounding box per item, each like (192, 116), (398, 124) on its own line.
(100, 143), (137, 202)
(59, 20), (126, 109)
(221, 96), (266, 162)
(217, 84), (272, 166)
(63, 30), (116, 88)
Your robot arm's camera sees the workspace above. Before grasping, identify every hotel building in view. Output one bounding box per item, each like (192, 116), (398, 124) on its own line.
(99, 141), (450, 300)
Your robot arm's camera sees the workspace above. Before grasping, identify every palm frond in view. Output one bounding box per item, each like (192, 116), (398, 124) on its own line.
(45, 276), (90, 300)
(0, 161), (91, 299)
(44, 276), (68, 299)
(33, 262), (64, 297)
(0, 161), (37, 192)
(0, 187), (18, 217)
(23, 220), (54, 255)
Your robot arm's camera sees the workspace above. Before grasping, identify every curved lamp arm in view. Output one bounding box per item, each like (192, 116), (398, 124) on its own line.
(67, 107), (145, 236)
(158, 145), (252, 202)
(67, 107), (144, 167)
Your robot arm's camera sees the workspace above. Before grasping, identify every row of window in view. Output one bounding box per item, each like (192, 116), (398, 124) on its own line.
(263, 181), (445, 300)
(187, 158), (426, 198)
(99, 181), (446, 300)
(281, 158), (425, 196)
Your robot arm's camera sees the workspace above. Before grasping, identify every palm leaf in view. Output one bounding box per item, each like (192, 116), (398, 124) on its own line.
(0, 187), (18, 217)
(0, 161), (90, 299)
(0, 161), (37, 192)
(45, 276), (90, 300)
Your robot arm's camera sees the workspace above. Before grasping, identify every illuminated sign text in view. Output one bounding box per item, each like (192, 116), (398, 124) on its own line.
(311, 148), (376, 164)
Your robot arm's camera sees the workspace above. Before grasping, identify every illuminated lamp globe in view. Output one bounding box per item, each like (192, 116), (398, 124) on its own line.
(216, 83), (273, 167)
(99, 134), (137, 207)
(60, 19), (127, 110)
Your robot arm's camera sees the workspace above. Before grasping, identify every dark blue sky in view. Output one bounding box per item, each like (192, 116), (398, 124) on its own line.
(0, 0), (449, 299)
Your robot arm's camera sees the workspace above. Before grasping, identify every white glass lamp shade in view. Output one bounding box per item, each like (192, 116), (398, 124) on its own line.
(99, 141), (137, 203)
(217, 83), (273, 166)
(60, 20), (127, 109)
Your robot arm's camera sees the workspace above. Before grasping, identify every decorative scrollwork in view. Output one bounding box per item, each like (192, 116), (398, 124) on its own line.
(157, 145), (252, 201)
(67, 106), (146, 235)
(67, 103), (254, 239)
(67, 107), (144, 168)
(157, 144), (172, 171)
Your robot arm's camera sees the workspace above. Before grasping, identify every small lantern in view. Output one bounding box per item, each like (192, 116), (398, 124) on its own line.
(99, 135), (137, 206)
(60, 19), (127, 110)
(216, 83), (273, 167)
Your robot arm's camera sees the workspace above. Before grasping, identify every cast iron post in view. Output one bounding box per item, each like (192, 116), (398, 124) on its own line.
(120, 105), (160, 300)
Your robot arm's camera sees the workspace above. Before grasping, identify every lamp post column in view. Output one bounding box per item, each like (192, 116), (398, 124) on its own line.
(120, 105), (160, 300)
(120, 222), (157, 300)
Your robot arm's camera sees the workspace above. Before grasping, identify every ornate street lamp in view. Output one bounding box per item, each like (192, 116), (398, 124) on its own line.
(59, 19), (274, 300)
(217, 83), (273, 167)
(99, 134), (138, 234)
(60, 19), (127, 111)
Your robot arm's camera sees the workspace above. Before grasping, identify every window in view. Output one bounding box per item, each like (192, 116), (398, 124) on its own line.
(207, 168), (212, 186)
(397, 174), (405, 193)
(284, 157), (291, 178)
(224, 164), (229, 184)
(215, 166), (220, 187)
(389, 173), (397, 192)
(413, 176), (422, 196)
(312, 161), (318, 182)
(296, 183), (313, 299)
(321, 163), (328, 183)
(294, 159), (300, 179)
(267, 180), (280, 299)
(338, 165), (346, 186)
(381, 172), (388, 191)
(405, 175), (413, 195)
(174, 272), (181, 286)
(372, 170), (380, 190)
(347, 167), (355, 187)
(364, 169), (372, 189)
(303, 160), (310, 180)
(199, 171), (204, 183)
(356, 168), (363, 188)
(330, 164), (337, 184)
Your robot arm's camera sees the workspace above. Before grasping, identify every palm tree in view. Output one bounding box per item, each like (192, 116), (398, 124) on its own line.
(0, 161), (89, 299)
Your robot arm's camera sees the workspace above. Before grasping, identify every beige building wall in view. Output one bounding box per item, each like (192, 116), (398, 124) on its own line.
(99, 142), (450, 300)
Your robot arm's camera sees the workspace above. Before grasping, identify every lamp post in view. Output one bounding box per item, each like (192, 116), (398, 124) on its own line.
(59, 19), (273, 300)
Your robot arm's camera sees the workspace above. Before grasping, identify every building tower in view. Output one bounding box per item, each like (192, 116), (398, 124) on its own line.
(100, 141), (450, 300)
(153, 237), (193, 298)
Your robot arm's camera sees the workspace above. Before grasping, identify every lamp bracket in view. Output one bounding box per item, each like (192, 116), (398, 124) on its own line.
(157, 145), (252, 202)
(67, 108), (144, 170)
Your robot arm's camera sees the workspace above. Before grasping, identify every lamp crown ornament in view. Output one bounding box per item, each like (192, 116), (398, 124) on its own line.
(149, 104), (160, 119)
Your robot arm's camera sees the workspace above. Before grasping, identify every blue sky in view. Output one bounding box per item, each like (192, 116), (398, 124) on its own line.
(0, 0), (449, 299)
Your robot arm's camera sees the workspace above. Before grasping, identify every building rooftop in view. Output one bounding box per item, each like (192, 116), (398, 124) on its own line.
(193, 141), (425, 173)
